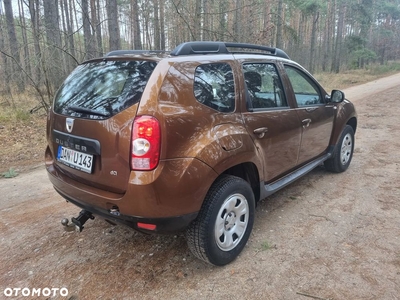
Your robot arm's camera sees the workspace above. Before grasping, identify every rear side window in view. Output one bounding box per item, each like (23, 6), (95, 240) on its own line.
(242, 63), (287, 110)
(54, 60), (157, 119)
(194, 63), (235, 112)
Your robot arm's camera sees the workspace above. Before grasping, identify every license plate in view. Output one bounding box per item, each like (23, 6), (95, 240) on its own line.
(57, 145), (93, 173)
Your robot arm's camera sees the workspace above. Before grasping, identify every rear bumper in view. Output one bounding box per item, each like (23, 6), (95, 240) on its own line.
(54, 187), (197, 233)
(46, 151), (218, 233)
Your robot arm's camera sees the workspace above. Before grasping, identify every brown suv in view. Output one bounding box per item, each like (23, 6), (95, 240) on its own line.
(45, 41), (357, 266)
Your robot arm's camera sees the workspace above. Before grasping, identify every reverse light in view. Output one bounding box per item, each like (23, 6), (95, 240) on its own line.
(131, 116), (161, 170)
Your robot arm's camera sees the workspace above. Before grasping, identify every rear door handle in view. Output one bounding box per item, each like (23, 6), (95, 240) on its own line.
(306, 107), (318, 112)
(302, 118), (311, 128)
(253, 127), (268, 138)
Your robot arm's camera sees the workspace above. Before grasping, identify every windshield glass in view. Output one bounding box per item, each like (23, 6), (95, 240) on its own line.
(54, 60), (157, 119)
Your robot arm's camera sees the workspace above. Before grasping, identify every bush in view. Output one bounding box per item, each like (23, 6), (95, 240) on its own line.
(368, 62), (400, 75)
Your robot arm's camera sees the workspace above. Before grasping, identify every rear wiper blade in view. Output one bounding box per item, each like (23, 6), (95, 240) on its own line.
(67, 105), (110, 117)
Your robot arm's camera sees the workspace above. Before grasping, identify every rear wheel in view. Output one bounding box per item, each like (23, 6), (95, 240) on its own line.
(186, 175), (255, 266)
(324, 125), (354, 173)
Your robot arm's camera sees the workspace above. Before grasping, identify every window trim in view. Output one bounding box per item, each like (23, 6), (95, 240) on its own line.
(283, 64), (324, 108)
(242, 62), (290, 112)
(193, 62), (236, 113)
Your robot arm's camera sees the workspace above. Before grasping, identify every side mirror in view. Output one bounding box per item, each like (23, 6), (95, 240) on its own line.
(330, 90), (345, 103)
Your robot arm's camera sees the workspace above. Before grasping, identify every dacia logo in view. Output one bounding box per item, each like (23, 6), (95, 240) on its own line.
(66, 118), (74, 133)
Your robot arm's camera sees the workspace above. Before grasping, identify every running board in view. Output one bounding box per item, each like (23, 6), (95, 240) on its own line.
(261, 153), (331, 199)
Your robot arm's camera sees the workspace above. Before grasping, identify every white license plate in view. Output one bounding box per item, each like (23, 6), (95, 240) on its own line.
(57, 145), (93, 173)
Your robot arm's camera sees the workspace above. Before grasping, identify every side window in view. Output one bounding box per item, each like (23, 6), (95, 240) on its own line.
(242, 63), (287, 110)
(284, 65), (322, 106)
(194, 63), (235, 112)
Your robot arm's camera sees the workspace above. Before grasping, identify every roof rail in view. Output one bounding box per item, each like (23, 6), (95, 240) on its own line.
(170, 41), (290, 59)
(105, 50), (166, 57)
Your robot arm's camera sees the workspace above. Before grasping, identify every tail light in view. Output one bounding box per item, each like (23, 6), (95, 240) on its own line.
(131, 116), (161, 171)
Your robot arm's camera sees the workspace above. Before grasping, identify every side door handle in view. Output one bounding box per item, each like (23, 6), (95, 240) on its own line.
(253, 127), (268, 138)
(302, 118), (311, 128)
(306, 107), (318, 112)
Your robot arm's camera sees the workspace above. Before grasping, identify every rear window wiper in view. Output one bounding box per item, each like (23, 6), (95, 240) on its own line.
(67, 105), (110, 117)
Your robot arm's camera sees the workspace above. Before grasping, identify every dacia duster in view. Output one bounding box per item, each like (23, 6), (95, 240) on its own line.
(45, 41), (357, 266)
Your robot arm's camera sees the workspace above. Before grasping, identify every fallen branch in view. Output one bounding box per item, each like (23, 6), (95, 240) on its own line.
(309, 214), (335, 223)
(296, 291), (332, 300)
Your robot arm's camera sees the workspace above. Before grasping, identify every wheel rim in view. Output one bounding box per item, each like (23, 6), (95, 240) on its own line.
(214, 193), (249, 251)
(340, 133), (353, 165)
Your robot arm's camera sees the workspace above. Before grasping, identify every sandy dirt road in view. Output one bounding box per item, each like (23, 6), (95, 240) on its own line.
(1, 74), (400, 300)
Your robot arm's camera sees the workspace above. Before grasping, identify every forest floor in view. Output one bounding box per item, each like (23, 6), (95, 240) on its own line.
(0, 73), (400, 299)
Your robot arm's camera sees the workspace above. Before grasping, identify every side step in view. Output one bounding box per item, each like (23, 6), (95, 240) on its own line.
(261, 153), (331, 198)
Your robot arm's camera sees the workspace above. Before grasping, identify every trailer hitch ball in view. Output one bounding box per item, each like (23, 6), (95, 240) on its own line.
(61, 218), (75, 232)
(61, 210), (95, 232)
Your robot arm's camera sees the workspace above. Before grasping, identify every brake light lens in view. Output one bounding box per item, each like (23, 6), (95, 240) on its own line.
(137, 222), (157, 231)
(131, 116), (161, 170)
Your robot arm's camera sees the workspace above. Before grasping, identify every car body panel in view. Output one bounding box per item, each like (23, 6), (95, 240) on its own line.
(46, 152), (217, 218)
(45, 43), (357, 233)
(328, 100), (357, 145)
(46, 104), (137, 193)
(295, 105), (335, 164)
(241, 109), (302, 181)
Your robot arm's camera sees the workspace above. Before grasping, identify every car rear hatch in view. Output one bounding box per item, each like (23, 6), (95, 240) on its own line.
(49, 58), (158, 193)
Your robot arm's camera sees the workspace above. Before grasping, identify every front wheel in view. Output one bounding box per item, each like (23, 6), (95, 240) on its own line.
(324, 125), (355, 173)
(186, 175), (255, 266)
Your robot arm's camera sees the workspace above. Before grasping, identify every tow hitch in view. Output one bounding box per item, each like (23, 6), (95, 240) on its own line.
(61, 210), (95, 232)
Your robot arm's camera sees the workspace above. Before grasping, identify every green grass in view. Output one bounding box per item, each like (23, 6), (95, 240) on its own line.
(15, 109), (31, 121)
(0, 88), (38, 123)
(0, 108), (32, 124)
(260, 241), (272, 251)
(1, 168), (18, 178)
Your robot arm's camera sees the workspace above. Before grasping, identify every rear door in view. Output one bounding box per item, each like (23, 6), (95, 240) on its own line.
(49, 59), (157, 193)
(240, 62), (302, 182)
(283, 64), (335, 165)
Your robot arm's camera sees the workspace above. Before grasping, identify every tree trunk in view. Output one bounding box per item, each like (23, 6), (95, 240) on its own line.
(82, 0), (95, 59)
(218, 0), (227, 40)
(322, 0), (332, 72)
(194, 0), (202, 40)
(203, 0), (211, 41)
(154, 0), (160, 49)
(3, 0), (24, 92)
(0, 5), (13, 101)
(43, 0), (64, 100)
(91, 0), (103, 56)
(18, 0), (32, 80)
(160, 0), (165, 50)
(90, 0), (103, 56)
(309, 11), (319, 73)
(332, 2), (346, 73)
(262, 1), (272, 46)
(106, 0), (120, 51)
(131, 0), (142, 50)
(61, 0), (76, 72)
(276, 0), (283, 48)
(71, 0), (83, 60)
(233, 0), (241, 42)
(28, 0), (42, 84)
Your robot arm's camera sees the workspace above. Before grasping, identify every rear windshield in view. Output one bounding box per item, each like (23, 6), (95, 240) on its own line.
(53, 60), (157, 119)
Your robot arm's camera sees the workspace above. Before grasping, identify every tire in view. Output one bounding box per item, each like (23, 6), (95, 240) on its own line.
(324, 125), (355, 173)
(186, 175), (255, 266)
